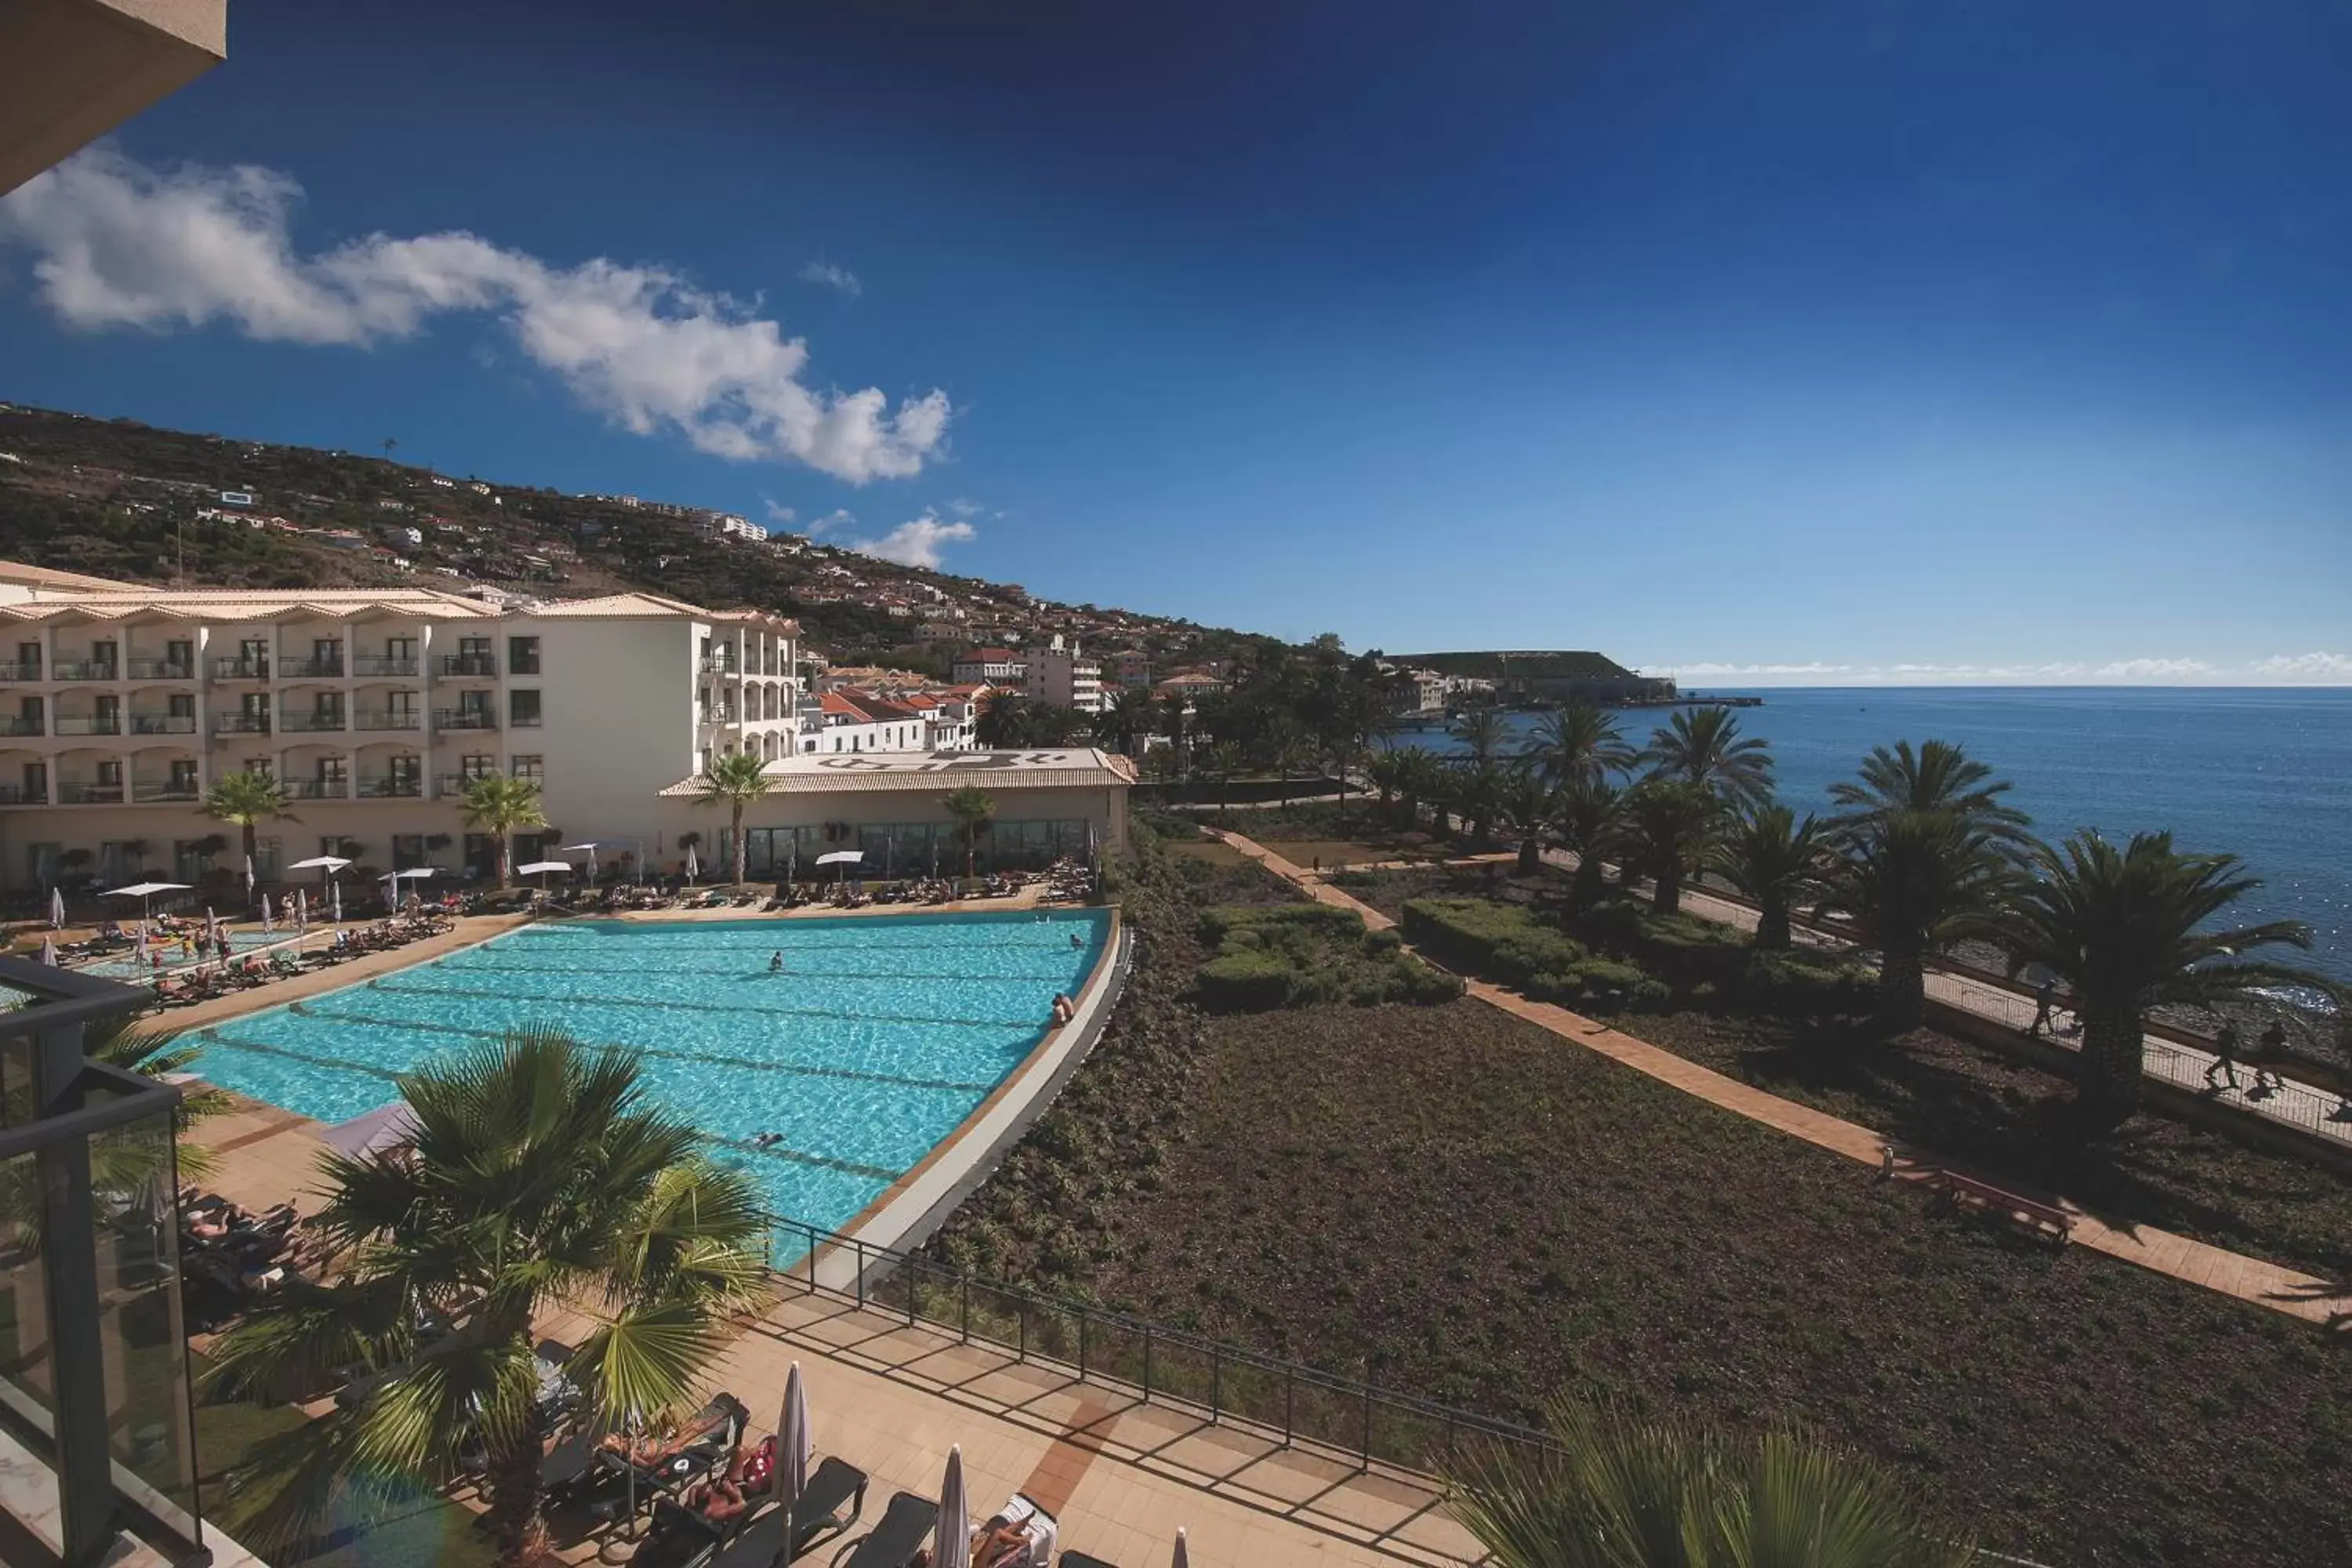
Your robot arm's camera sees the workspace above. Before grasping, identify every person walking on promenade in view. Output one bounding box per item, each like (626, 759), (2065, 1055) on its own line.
(2030, 974), (2058, 1037)
(2252, 1019), (2290, 1097)
(2205, 1024), (2244, 1091)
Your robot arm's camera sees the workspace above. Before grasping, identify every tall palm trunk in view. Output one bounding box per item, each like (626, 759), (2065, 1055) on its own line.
(731, 802), (746, 884)
(1755, 897), (1791, 950)
(1517, 837), (1542, 876)
(241, 822), (258, 877)
(1875, 941), (1927, 1033)
(1573, 851), (1606, 906)
(1652, 856), (1684, 915)
(2078, 1000), (2147, 1130)
(482, 1341), (548, 1566)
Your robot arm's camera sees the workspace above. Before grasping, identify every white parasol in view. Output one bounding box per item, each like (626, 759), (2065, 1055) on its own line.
(332, 880), (343, 924)
(318, 1102), (420, 1160)
(562, 842), (599, 880)
(816, 848), (862, 889)
(935, 1445), (969, 1568)
(38, 935), (57, 967)
(260, 893), (274, 934)
(104, 881), (191, 924)
(778, 1361), (810, 1512)
(49, 886), (64, 930)
(244, 853), (256, 899)
(1174, 1526), (1189, 1568)
(684, 843), (700, 883)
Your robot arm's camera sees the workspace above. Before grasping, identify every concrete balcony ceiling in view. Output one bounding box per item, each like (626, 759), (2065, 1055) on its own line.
(1, 0), (227, 196)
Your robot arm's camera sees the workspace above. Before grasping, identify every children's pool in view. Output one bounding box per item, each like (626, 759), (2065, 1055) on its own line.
(189, 910), (1111, 1236)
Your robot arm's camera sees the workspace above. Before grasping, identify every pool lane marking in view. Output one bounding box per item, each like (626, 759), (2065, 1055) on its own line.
(430, 957), (1084, 981)
(360, 977), (1063, 1025)
(195, 1028), (908, 1185)
(274, 1004), (1002, 1093)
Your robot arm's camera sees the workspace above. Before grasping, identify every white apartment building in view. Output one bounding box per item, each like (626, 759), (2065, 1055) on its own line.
(950, 647), (1024, 685)
(0, 563), (798, 887)
(1022, 634), (1105, 714)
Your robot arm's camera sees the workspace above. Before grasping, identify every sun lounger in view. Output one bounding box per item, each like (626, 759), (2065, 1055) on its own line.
(822, 1491), (937, 1568)
(1059, 1555), (1121, 1568)
(695, 1454), (867, 1568)
(549, 1394), (750, 1523)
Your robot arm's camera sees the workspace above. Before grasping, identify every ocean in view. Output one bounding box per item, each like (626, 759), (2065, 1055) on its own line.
(1398, 687), (2352, 987)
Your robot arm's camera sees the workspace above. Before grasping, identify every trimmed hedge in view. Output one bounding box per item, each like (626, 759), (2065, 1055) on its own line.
(1194, 902), (1461, 1012)
(1400, 898), (1588, 989)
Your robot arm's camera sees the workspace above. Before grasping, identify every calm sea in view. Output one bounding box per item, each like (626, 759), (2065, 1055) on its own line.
(1399, 687), (2352, 986)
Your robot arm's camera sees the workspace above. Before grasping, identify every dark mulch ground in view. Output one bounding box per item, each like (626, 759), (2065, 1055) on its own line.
(930, 840), (2352, 1568)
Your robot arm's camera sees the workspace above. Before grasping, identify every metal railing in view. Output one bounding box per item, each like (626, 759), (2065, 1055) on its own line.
(0, 716), (42, 736)
(211, 658), (270, 680)
(129, 713), (197, 735)
(280, 711), (349, 732)
(0, 785), (49, 804)
(762, 1216), (1558, 1479)
(125, 658), (194, 681)
(51, 661), (118, 681)
(358, 776), (423, 798)
(283, 779), (349, 800)
(129, 780), (201, 803)
(0, 662), (39, 681)
(351, 655), (420, 677)
(437, 708), (498, 730)
(211, 713), (270, 733)
(352, 710), (420, 731)
(57, 783), (124, 804)
(53, 716), (122, 736)
(437, 653), (499, 678)
(279, 655), (346, 679)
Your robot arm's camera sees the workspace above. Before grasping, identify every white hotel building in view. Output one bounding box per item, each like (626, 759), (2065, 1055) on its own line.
(0, 562), (1127, 891)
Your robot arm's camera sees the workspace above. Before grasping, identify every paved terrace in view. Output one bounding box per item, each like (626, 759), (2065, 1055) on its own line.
(190, 1104), (1488, 1568)
(1215, 829), (2352, 1330)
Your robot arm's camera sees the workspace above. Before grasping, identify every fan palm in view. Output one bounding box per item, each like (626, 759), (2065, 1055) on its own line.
(1449, 706), (1510, 768)
(692, 750), (772, 884)
(201, 1033), (765, 1565)
(1495, 764), (1559, 876)
(943, 785), (997, 880)
(201, 770), (296, 883)
(1392, 745), (1439, 831)
(974, 688), (1025, 749)
(1642, 708), (1773, 808)
(1101, 687), (1157, 757)
(1828, 739), (2031, 848)
(1818, 808), (2012, 1032)
(1451, 1399), (1977, 1568)
(1552, 779), (1622, 906)
(1621, 779), (1720, 915)
(1521, 700), (1634, 788)
(1995, 831), (2339, 1128)
(458, 774), (547, 888)
(1208, 740), (1245, 814)
(1709, 804), (1828, 949)
(1265, 721), (1310, 810)
(1366, 750), (1411, 821)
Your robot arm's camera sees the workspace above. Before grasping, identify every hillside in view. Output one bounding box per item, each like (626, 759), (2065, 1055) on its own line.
(1397, 650), (1635, 681)
(0, 401), (1245, 670)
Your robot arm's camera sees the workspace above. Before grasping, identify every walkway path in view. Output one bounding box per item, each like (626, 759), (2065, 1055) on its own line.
(1213, 829), (2352, 1330)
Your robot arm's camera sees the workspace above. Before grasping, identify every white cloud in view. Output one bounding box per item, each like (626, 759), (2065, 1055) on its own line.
(2252, 651), (2352, 682)
(760, 497), (797, 524)
(2092, 657), (2215, 681)
(847, 509), (976, 569)
(0, 147), (947, 483)
(797, 261), (862, 297)
(805, 507), (855, 536)
(947, 497), (982, 517)
(1659, 662), (1853, 678)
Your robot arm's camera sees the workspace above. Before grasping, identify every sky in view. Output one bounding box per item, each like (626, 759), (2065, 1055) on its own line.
(2, 0), (2349, 685)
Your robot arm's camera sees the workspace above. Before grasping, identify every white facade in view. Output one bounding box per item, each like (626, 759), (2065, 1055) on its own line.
(1022, 634), (1105, 714)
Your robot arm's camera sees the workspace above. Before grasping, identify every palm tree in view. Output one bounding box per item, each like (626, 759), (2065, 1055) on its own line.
(692, 750), (772, 885)
(975, 688), (1026, 749)
(459, 774), (548, 888)
(1449, 706), (1509, 769)
(1265, 721), (1310, 811)
(1828, 739), (2031, 848)
(1452, 1399), (1976, 1568)
(1621, 779), (1719, 915)
(1996, 831), (2339, 1128)
(1818, 808), (2012, 1032)
(1642, 707), (1773, 808)
(943, 785), (996, 880)
(1101, 686), (1157, 757)
(1709, 803), (1828, 949)
(1552, 779), (1622, 906)
(201, 1033), (765, 1565)
(1209, 740), (1246, 815)
(201, 770), (296, 889)
(1521, 700), (1633, 788)
(1392, 745), (1439, 830)
(1495, 764), (1558, 876)
(1366, 750), (1411, 822)
(89, 1015), (234, 1185)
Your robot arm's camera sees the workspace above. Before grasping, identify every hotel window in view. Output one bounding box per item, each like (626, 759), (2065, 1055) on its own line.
(168, 692), (194, 721)
(511, 754), (544, 783)
(92, 637), (118, 671)
(16, 641), (40, 674)
(246, 757), (274, 779)
(165, 637), (194, 673)
(169, 759), (198, 792)
(510, 689), (543, 728)
(316, 757), (347, 789)
(460, 753), (495, 782)
(388, 754), (422, 787)
(392, 833), (426, 869)
(96, 758), (123, 788)
(508, 635), (541, 675)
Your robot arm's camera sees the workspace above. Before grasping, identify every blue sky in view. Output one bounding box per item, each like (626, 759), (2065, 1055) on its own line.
(2, 0), (2349, 684)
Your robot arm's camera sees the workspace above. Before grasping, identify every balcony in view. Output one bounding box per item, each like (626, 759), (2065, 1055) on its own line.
(211, 712), (272, 734)
(280, 655), (346, 679)
(131, 779), (201, 803)
(281, 710), (349, 733)
(126, 658), (196, 680)
(437, 652), (499, 678)
(352, 655), (421, 677)
(0, 662), (39, 681)
(0, 784), (48, 804)
(129, 713), (198, 735)
(284, 778), (350, 800)
(53, 715), (122, 736)
(52, 660), (119, 682)
(436, 708), (499, 731)
(0, 715), (42, 737)
(212, 657), (270, 680)
(58, 782), (125, 804)
(358, 775), (424, 798)
(701, 655), (739, 676)
(352, 710), (421, 731)
(437, 773), (500, 797)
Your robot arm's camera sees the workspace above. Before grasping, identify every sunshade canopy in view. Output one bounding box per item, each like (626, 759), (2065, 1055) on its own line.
(103, 882), (191, 898)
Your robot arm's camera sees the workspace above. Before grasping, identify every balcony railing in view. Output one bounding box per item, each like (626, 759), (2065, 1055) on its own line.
(358, 775), (424, 798)
(280, 711), (349, 733)
(212, 712), (272, 734)
(52, 661), (119, 682)
(0, 662), (39, 681)
(212, 658), (270, 680)
(0, 784), (48, 804)
(58, 782), (124, 804)
(125, 659), (196, 680)
(53, 715), (122, 736)
(437, 653), (499, 678)
(284, 779), (350, 800)
(352, 710), (420, 731)
(279, 655), (346, 679)
(129, 713), (198, 735)
(0, 716), (42, 736)
(130, 779), (201, 803)
(436, 708), (498, 730)
(701, 656), (738, 676)
(352, 655), (420, 677)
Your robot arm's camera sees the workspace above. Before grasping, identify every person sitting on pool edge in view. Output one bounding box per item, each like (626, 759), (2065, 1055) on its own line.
(1050, 993), (1075, 1027)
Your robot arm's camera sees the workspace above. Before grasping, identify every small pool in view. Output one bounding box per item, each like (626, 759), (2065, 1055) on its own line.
(189, 910), (1111, 1238)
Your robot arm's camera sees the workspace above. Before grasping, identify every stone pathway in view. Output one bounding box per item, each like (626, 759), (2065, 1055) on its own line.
(1212, 829), (2352, 1330)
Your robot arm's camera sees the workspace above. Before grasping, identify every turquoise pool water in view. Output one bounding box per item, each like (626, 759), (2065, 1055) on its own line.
(190, 910), (1111, 1234)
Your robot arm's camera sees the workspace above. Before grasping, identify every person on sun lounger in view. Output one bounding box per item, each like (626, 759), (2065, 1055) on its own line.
(597, 1399), (733, 1467)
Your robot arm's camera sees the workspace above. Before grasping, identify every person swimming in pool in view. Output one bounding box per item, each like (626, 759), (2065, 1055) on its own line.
(750, 1132), (782, 1149)
(768, 951), (784, 972)
(1069, 931), (1083, 950)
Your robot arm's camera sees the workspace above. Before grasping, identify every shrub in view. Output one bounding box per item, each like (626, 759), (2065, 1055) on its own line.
(1200, 902), (1365, 945)
(1401, 898), (1587, 991)
(1733, 953), (1876, 1019)
(1363, 927), (1404, 955)
(1196, 901), (1454, 1011)
(1196, 950), (1300, 1012)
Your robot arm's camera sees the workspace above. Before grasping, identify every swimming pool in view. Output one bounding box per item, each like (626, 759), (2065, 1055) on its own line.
(189, 909), (1111, 1236)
